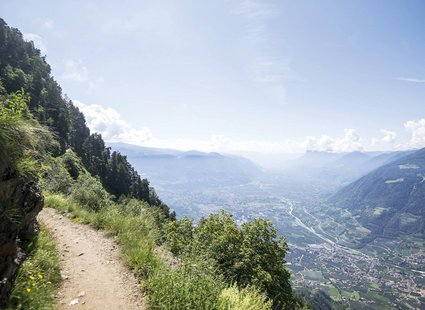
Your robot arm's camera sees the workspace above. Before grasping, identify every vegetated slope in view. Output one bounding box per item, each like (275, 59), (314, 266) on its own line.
(38, 208), (145, 309)
(0, 17), (173, 219)
(108, 143), (261, 190)
(331, 147), (425, 239)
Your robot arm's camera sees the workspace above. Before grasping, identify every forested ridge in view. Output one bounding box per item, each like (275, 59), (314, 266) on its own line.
(0, 18), (305, 309)
(0, 17), (173, 219)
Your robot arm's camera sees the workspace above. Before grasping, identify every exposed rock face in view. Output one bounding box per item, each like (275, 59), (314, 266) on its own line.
(0, 175), (43, 306)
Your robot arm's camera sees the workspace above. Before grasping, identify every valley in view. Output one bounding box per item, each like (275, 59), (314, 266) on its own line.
(155, 181), (425, 309)
(111, 143), (425, 309)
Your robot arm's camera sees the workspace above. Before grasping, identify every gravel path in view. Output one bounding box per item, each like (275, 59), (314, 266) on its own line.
(38, 208), (146, 309)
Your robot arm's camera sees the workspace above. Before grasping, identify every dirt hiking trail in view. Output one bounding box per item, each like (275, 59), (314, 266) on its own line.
(38, 207), (145, 309)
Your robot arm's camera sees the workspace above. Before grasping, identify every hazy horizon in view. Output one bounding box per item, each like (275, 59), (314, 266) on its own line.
(2, 0), (425, 155)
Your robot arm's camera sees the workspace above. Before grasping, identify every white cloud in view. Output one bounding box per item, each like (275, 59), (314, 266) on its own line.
(73, 101), (152, 144)
(304, 129), (363, 153)
(73, 101), (305, 153)
(73, 101), (425, 155)
(398, 118), (425, 149)
(370, 129), (396, 150)
(304, 135), (335, 152)
(396, 77), (425, 83)
(23, 33), (47, 54)
(380, 129), (396, 143)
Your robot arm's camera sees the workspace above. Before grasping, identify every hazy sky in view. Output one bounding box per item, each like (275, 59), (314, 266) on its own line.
(2, 0), (425, 154)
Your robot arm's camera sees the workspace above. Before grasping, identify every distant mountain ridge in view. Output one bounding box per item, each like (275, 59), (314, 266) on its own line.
(331, 147), (425, 239)
(107, 143), (262, 190)
(280, 150), (413, 186)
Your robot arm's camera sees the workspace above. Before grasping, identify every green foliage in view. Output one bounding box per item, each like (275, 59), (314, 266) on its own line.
(41, 156), (75, 194)
(0, 89), (53, 179)
(70, 173), (113, 211)
(165, 216), (193, 255)
(148, 258), (225, 310)
(6, 229), (61, 310)
(45, 194), (275, 310)
(218, 285), (272, 310)
(0, 88), (29, 117)
(61, 149), (85, 179)
(166, 210), (296, 309)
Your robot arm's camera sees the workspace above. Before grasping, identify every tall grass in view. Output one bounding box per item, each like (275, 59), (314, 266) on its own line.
(5, 228), (61, 310)
(44, 193), (273, 310)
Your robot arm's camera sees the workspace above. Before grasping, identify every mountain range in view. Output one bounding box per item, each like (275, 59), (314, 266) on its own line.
(107, 143), (262, 190)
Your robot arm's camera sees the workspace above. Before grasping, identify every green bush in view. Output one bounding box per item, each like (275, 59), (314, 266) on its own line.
(61, 149), (85, 179)
(218, 285), (272, 310)
(70, 173), (113, 211)
(165, 216), (194, 255)
(148, 258), (225, 310)
(41, 156), (74, 194)
(166, 210), (296, 309)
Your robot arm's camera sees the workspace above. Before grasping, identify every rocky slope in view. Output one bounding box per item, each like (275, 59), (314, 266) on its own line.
(0, 171), (43, 306)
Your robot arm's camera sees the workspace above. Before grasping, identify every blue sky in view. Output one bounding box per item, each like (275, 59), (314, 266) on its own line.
(2, 0), (425, 155)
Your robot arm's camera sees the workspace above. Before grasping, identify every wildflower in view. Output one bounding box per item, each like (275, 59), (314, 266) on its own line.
(29, 275), (35, 281)
(32, 282), (36, 287)
(37, 274), (43, 279)
(26, 288), (31, 293)
(47, 281), (52, 284)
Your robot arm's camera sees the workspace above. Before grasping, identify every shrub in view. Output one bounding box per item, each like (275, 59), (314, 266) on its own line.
(218, 285), (272, 310)
(166, 210), (296, 309)
(147, 258), (225, 310)
(41, 157), (74, 194)
(70, 173), (112, 211)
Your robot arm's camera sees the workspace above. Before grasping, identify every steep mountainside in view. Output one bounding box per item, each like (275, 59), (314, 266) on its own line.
(331, 147), (425, 238)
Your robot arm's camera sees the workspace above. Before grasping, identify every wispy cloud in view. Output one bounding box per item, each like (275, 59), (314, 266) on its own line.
(60, 59), (104, 92)
(43, 20), (54, 30)
(61, 59), (89, 82)
(234, 0), (277, 19)
(396, 77), (425, 83)
(40, 19), (62, 37)
(233, 1), (303, 105)
(23, 32), (47, 54)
